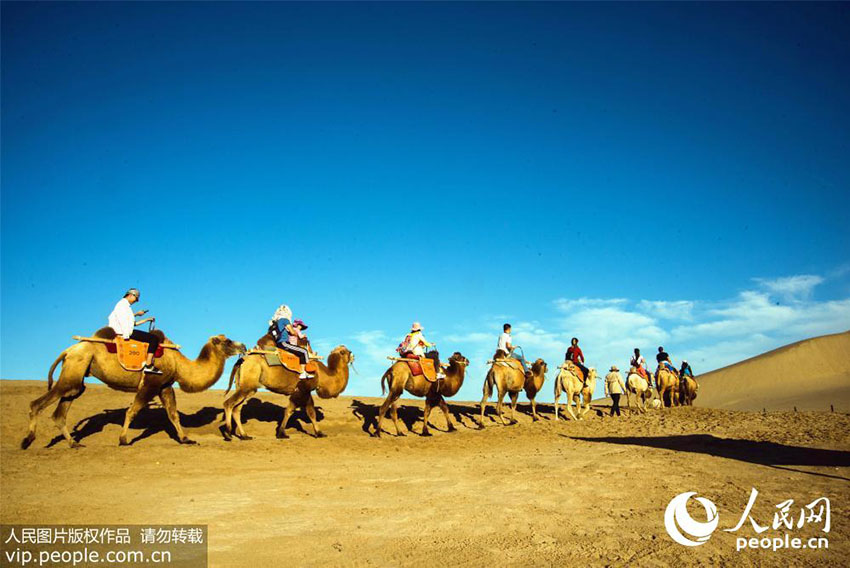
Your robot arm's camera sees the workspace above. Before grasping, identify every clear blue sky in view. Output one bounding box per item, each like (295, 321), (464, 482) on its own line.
(2, 2), (848, 401)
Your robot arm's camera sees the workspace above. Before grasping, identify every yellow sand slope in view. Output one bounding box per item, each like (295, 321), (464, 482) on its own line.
(698, 330), (850, 411)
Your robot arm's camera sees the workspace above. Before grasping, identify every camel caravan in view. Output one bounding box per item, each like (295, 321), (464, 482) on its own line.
(21, 290), (699, 449)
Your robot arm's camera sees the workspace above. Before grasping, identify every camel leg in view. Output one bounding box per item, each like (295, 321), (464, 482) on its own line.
(390, 403), (405, 436)
(51, 384), (85, 449)
(119, 383), (159, 446)
(277, 396), (299, 439)
(567, 393), (579, 421)
(478, 393), (489, 429)
(530, 396), (539, 421)
(553, 387), (561, 421)
(421, 396), (435, 436)
(508, 391), (519, 424)
(222, 388), (244, 441)
(159, 386), (196, 445)
(22, 376), (82, 449)
(438, 397), (457, 432)
(375, 388), (401, 438)
(581, 393), (592, 417)
(496, 388), (508, 426)
(303, 395), (326, 438)
(231, 393), (255, 439)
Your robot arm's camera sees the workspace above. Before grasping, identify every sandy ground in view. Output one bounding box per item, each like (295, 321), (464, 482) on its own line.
(2, 379), (849, 567)
(697, 331), (850, 412)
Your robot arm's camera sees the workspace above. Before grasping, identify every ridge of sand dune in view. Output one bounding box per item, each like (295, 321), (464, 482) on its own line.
(697, 330), (850, 412)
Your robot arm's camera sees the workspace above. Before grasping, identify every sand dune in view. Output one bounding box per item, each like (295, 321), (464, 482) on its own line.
(697, 331), (850, 412)
(2, 379), (849, 566)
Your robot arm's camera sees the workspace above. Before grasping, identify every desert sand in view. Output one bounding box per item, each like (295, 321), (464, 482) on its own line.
(2, 373), (849, 566)
(697, 331), (850, 412)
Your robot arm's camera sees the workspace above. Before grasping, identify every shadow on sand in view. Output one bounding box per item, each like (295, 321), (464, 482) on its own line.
(350, 399), (482, 436)
(566, 433), (850, 481)
(48, 405), (223, 447)
(47, 397), (328, 446)
(231, 397), (325, 437)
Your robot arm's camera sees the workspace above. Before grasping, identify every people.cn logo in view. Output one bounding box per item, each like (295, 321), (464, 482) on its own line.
(664, 492), (720, 547)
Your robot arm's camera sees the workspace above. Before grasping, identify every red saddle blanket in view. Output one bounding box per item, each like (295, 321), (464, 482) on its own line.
(632, 367), (648, 380)
(403, 355), (437, 381)
(564, 361), (585, 382)
(106, 341), (164, 358)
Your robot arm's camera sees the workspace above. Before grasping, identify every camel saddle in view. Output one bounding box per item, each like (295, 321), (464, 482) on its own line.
(107, 337), (150, 372)
(405, 356), (437, 382)
(264, 348), (318, 374)
(632, 367), (649, 380)
(564, 361), (586, 383)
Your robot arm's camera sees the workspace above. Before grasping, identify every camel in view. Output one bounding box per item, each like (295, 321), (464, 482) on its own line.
(625, 367), (652, 414)
(478, 358), (547, 427)
(553, 363), (597, 421)
(22, 328), (246, 449)
(375, 352), (469, 437)
(222, 344), (354, 440)
(678, 376), (699, 406)
(656, 366), (680, 407)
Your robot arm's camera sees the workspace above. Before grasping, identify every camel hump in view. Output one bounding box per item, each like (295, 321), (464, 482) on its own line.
(93, 327), (116, 339)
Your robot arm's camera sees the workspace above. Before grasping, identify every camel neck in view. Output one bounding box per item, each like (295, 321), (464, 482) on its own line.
(174, 345), (226, 393)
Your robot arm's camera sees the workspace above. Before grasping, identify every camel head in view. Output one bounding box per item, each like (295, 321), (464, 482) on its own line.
(327, 345), (354, 370)
(587, 367), (597, 381)
(531, 358), (547, 376)
(208, 335), (247, 358)
(447, 351), (469, 369)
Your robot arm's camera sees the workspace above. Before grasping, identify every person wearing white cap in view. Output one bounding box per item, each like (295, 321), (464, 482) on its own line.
(107, 288), (162, 374)
(604, 365), (626, 417)
(397, 322), (445, 380)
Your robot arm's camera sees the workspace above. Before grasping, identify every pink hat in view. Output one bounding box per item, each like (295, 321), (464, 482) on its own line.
(293, 319), (308, 330)
(411, 322), (423, 332)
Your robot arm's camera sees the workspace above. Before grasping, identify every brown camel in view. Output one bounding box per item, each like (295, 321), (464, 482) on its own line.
(678, 376), (699, 406)
(375, 352), (469, 437)
(222, 344), (354, 440)
(625, 367), (652, 414)
(22, 328), (246, 449)
(656, 367), (680, 407)
(478, 358), (547, 427)
(553, 364), (597, 421)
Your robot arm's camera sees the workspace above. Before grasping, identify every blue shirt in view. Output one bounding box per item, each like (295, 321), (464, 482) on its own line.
(275, 318), (291, 346)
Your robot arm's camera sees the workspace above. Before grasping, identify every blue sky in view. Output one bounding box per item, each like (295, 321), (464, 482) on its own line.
(2, 2), (848, 402)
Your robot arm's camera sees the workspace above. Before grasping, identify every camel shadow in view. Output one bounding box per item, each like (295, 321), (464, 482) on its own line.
(444, 402), (482, 429)
(353, 399), (474, 436)
(229, 398), (325, 437)
(350, 400), (424, 435)
(566, 434), (850, 481)
(48, 405), (222, 447)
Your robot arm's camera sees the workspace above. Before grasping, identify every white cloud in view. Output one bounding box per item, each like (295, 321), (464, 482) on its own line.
(637, 300), (694, 321)
(753, 274), (824, 301)
(347, 271), (848, 403)
(554, 297), (628, 312)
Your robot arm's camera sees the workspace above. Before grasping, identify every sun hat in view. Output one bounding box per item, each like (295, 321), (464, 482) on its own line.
(293, 319), (308, 330)
(610, 365), (619, 372)
(126, 288), (140, 299)
(411, 322), (423, 332)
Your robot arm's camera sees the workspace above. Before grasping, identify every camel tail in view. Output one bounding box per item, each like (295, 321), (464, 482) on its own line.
(47, 350), (68, 390)
(380, 369), (391, 395)
(225, 358), (244, 396)
(483, 369), (495, 399)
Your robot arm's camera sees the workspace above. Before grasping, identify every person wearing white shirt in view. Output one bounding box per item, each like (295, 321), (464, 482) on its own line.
(628, 347), (649, 389)
(495, 323), (527, 372)
(107, 288), (162, 374)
